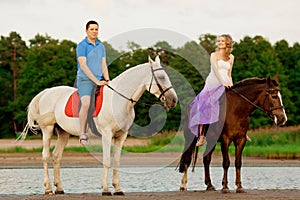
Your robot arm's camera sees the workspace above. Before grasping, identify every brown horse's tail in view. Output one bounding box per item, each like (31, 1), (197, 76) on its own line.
(178, 108), (199, 173)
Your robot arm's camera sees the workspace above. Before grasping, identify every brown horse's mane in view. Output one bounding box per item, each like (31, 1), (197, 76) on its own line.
(231, 77), (266, 89)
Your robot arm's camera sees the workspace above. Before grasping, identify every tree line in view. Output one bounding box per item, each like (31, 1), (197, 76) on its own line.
(0, 32), (299, 138)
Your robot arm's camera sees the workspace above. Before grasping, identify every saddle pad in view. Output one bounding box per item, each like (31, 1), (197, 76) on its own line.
(65, 86), (104, 118)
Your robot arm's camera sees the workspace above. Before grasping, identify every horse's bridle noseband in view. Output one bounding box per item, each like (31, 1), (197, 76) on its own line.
(231, 83), (284, 118)
(148, 65), (173, 100)
(262, 85), (284, 116)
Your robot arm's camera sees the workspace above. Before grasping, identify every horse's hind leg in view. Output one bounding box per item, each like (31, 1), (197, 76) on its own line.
(111, 132), (126, 195)
(179, 139), (195, 191)
(180, 166), (188, 191)
(52, 128), (69, 194)
(41, 126), (54, 194)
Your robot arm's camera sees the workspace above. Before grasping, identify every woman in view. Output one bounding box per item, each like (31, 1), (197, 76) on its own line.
(188, 34), (251, 146)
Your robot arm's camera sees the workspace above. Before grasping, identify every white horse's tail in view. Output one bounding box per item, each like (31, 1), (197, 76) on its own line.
(20, 89), (49, 140)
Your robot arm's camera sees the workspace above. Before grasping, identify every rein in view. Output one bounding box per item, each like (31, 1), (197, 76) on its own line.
(231, 85), (283, 118)
(106, 64), (173, 105)
(106, 84), (137, 104)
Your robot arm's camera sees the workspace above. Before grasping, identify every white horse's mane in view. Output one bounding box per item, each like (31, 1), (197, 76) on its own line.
(111, 62), (149, 81)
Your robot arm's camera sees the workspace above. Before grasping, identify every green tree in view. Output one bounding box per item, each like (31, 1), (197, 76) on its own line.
(233, 36), (289, 128)
(274, 41), (300, 125)
(0, 31), (298, 137)
(102, 41), (121, 65)
(199, 33), (217, 54)
(10, 35), (77, 133)
(127, 41), (141, 51)
(0, 32), (27, 137)
(176, 40), (210, 80)
(102, 41), (123, 80)
(153, 41), (174, 52)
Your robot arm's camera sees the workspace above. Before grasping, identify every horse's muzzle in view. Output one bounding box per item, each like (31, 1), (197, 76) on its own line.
(163, 95), (178, 110)
(276, 114), (287, 126)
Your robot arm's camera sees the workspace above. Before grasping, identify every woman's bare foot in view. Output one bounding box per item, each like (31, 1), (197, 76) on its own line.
(196, 135), (206, 146)
(246, 135), (252, 142)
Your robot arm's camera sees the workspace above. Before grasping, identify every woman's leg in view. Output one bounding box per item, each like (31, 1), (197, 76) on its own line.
(196, 124), (206, 146)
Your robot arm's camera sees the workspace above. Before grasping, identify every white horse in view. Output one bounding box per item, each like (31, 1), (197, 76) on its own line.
(22, 56), (178, 195)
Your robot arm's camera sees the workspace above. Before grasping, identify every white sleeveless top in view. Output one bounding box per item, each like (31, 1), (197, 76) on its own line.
(205, 60), (232, 89)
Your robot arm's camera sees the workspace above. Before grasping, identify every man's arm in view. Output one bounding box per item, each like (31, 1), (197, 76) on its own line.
(102, 57), (110, 81)
(78, 56), (107, 85)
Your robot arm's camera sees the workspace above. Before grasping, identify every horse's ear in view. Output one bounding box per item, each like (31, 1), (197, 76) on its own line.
(148, 56), (154, 64)
(274, 75), (279, 83)
(155, 55), (160, 64)
(266, 76), (271, 84)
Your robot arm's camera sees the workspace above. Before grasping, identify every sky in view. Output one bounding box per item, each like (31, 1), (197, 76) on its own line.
(0, 0), (299, 50)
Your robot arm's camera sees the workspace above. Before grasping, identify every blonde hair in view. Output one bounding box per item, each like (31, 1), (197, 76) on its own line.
(216, 34), (234, 60)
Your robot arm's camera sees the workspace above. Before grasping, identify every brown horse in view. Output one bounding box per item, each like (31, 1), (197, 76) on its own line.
(178, 77), (287, 193)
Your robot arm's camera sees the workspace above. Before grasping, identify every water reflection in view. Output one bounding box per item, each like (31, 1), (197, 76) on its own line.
(0, 167), (299, 194)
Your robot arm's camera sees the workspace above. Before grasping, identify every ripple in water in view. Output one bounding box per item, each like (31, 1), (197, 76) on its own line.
(0, 167), (299, 194)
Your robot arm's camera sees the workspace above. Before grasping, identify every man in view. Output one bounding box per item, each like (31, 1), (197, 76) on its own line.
(76, 20), (109, 144)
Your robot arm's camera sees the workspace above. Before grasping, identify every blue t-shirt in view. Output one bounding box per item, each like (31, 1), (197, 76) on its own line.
(76, 37), (106, 79)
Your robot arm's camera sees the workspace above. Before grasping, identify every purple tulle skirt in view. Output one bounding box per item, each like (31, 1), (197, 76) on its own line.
(188, 84), (225, 137)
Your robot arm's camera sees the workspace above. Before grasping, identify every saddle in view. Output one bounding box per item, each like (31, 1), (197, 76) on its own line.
(65, 86), (104, 117)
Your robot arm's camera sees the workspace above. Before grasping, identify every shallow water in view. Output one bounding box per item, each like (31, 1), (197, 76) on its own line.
(0, 167), (299, 194)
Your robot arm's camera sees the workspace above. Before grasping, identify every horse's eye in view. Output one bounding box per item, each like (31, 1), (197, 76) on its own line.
(271, 95), (278, 99)
(158, 75), (165, 80)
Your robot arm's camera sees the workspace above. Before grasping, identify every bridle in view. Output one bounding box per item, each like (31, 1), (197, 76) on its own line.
(148, 64), (173, 100)
(107, 64), (173, 104)
(231, 83), (284, 118)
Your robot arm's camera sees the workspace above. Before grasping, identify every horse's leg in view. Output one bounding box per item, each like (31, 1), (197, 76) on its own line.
(111, 132), (127, 195)
(180, 165), (189, 191)
(234, 138), (246, 193)
(41, 126), (54, 194)
(220, 140), (231, 193)
(203, 145), (216, 191)
(179, 143), (194, 191)
(179, 130), (197, 191)
(102, 132), (112, 196)
(52, 128), (70, 194)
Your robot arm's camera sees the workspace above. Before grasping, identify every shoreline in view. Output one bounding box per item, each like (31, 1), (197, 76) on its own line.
(0, 138), (299, 168)
(1, 189), (300, 200)
(1, 151), (299, 169)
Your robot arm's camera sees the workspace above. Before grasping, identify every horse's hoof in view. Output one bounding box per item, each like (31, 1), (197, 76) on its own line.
(55, 190), (65, 194)
(236, 188), (246, 193)
(114, 191), (125, 195)
(45, 189), (53, 195)
(206, 186), (216, 191)
(180, 187), (187, 192)
(221, 188), (231, 194)
(102, 191), (112, 196)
